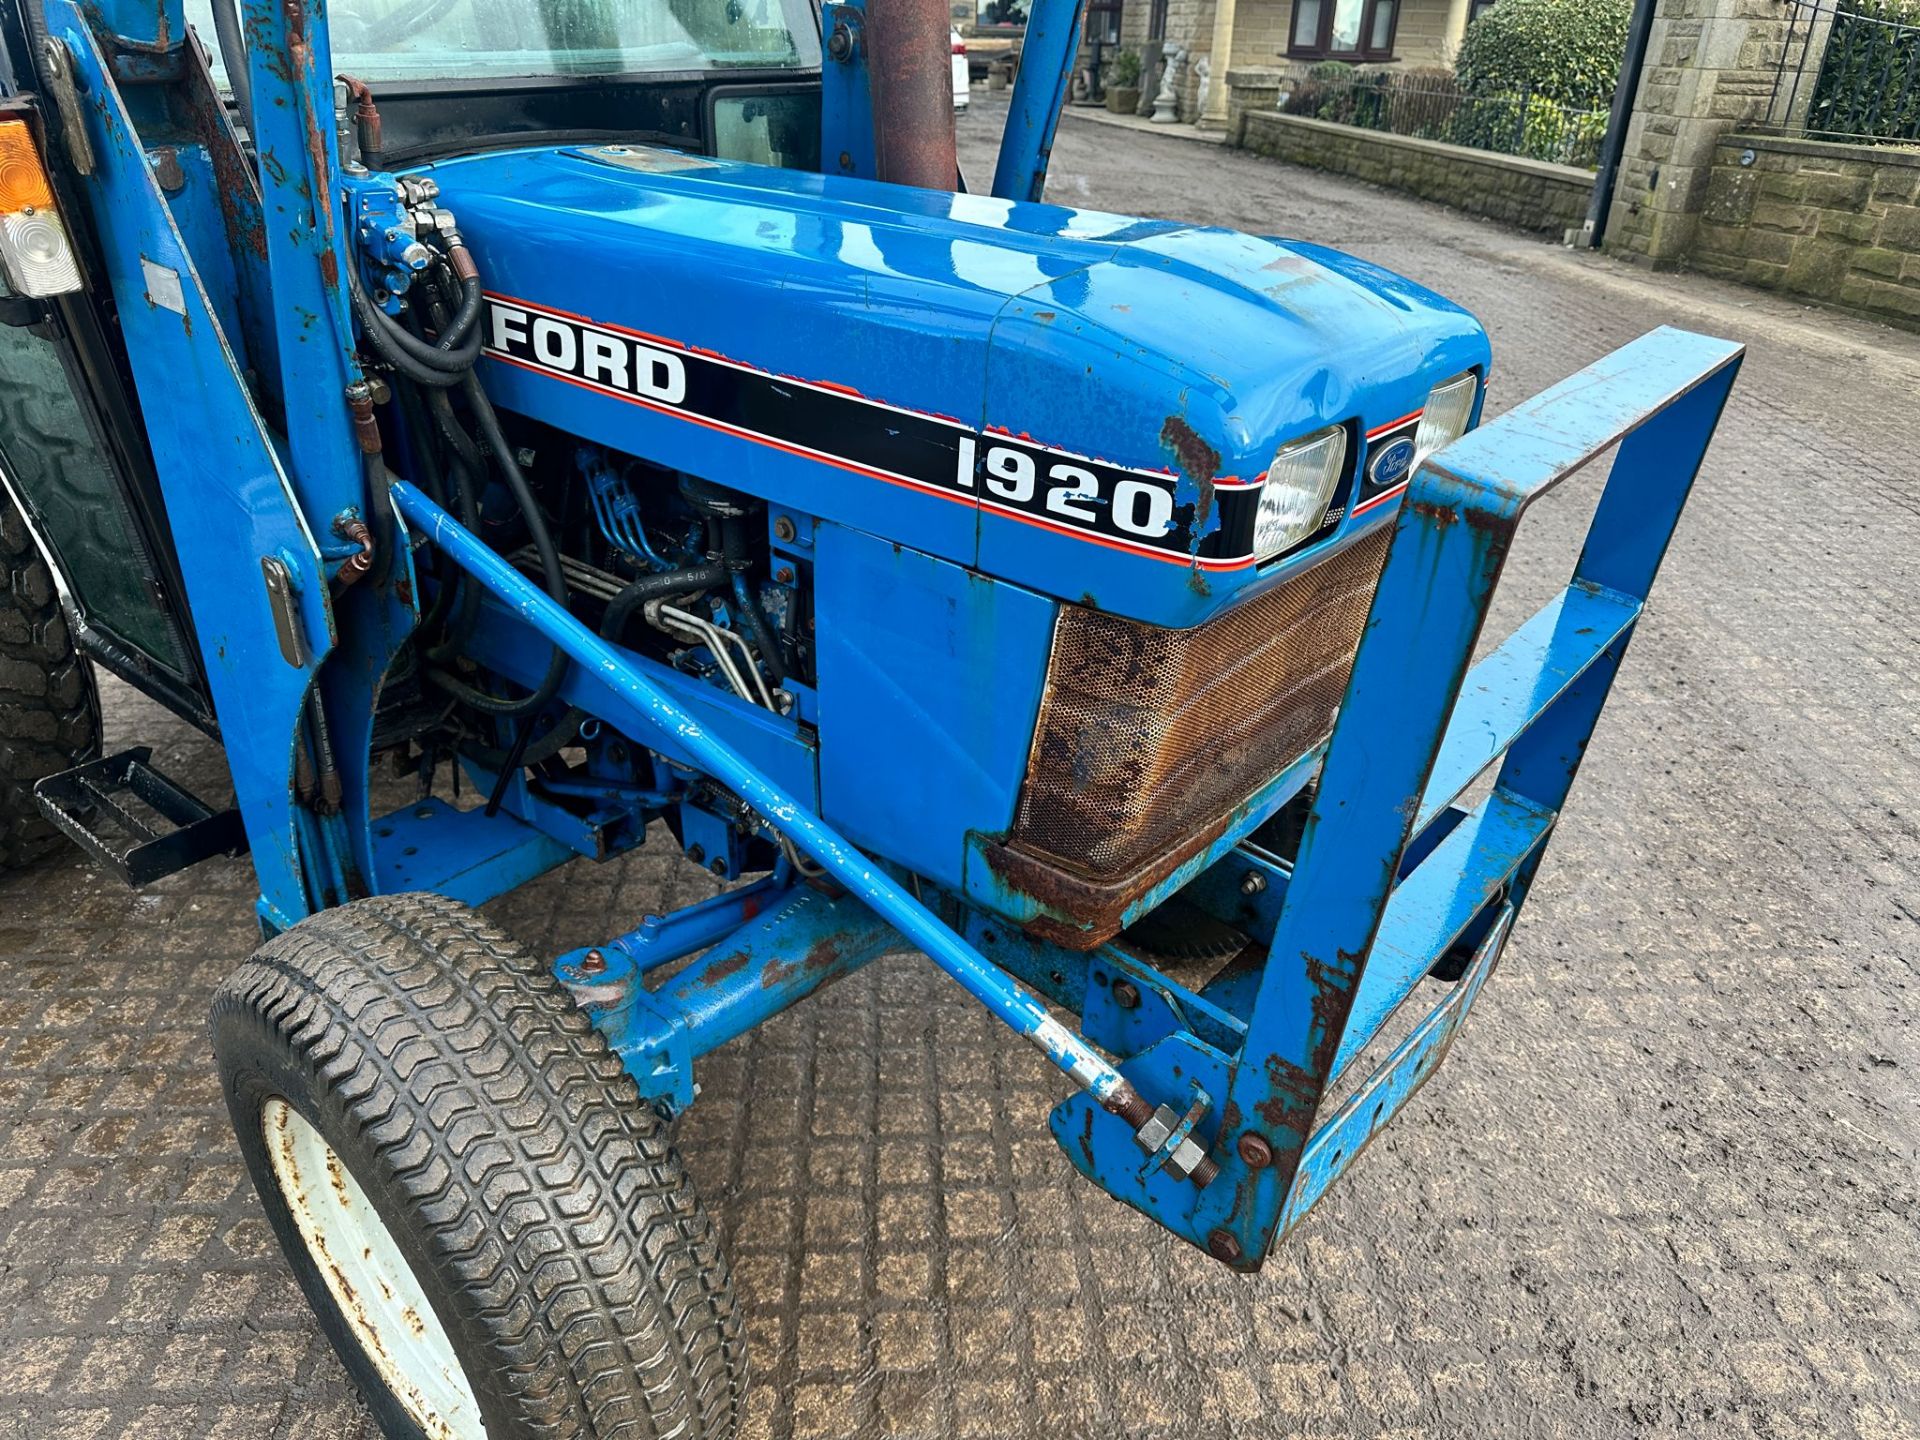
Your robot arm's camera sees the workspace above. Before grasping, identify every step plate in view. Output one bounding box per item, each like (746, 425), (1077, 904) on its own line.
(35, 747), (248, 885)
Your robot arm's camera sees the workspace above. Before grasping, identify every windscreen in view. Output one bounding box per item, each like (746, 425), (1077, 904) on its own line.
(184, 0), (820, 83)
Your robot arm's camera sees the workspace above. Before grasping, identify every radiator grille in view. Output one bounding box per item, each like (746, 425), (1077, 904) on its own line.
(1008, 525), (1391, 886)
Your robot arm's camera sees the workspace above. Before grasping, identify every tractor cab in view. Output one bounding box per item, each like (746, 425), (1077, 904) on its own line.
(185, 0), (827, 171)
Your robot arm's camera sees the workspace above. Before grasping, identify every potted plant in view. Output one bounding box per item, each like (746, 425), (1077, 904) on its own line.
(1105, 49), (1142, 114)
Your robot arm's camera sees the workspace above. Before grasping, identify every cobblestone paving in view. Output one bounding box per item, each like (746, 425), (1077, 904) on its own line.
(2, 94), (1917, 1440)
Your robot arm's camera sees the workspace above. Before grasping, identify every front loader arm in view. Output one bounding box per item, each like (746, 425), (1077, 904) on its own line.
(41, 0), (415, 923)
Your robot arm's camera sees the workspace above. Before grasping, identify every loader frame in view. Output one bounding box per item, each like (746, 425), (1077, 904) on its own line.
(9, 0), (1743, 1270)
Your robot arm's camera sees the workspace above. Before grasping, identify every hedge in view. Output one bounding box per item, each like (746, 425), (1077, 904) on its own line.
(1809, 0), (1920, 142)
(1282, 65), (1609, 168)
(1454, 0), (1632, 111)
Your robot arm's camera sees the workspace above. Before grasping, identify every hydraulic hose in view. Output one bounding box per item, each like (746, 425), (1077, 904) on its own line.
(361, 453), (398, 590)
(416, 372), (571, 718)
(459, 367), (560, 598)
(722, 516), (789, 687)
(386, 365), (472, 649)
(434, 266), (485, 352)
(600, 563), (730, 647)
(731, 572), (788, 687)
(351, 280), (466, 389)
(209, 0), (254, 135)
(372, 275), (484, 370)
(462, 705), (585, 771)
(424, 649), (567, 718)
(409, 298), (488, 663)
(422, 377), (488, 473)
(349, 267), (483, 380)
(353, 236), (570, 721)
(421, 451), (484, 663)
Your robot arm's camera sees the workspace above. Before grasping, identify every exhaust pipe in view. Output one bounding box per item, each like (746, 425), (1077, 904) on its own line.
(864, 0), (958, 190)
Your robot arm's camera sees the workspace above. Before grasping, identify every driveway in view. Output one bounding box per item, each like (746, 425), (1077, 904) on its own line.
(1, 92), (1915, 1440)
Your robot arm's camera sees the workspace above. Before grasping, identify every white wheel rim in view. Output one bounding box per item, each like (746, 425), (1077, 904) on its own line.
(262, 1098), (487, 1440)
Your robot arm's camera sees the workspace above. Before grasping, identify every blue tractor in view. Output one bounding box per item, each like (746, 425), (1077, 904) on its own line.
(0, 0), (1740, 1433)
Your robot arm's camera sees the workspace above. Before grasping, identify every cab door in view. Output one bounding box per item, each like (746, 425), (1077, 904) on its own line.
(0, 2), (214, 731)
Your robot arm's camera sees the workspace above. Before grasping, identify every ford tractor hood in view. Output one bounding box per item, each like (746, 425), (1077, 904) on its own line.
(423, 144), (1490, 627)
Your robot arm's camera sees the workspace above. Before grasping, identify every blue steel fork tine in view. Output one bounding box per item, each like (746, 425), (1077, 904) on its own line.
(1190, 329), (1745, 1266)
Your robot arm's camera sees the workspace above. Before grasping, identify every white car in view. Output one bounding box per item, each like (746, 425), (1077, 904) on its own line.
(952, 30), (970, 109)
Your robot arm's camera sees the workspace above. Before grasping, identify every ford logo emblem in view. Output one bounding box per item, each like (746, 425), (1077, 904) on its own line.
(1369, 436), (1417, 489)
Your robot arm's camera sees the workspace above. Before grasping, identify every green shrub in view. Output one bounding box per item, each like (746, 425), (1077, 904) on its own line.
(1280, 48), (1609, 165)
(1106, 48), (1142, 88)
(1446, 90), (1608, 165)
(1454, 0), (1632, 110)
(1810, 0), (1920, 142)
(1281, 60), (1355, 117)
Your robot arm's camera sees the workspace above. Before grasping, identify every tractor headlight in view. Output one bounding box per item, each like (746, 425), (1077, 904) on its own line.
(1254, 424), (1347, 562)
(1413, 371), (1479, 467)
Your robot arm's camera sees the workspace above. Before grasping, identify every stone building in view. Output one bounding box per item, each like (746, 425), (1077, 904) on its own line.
(1087, 0), (1495, 125)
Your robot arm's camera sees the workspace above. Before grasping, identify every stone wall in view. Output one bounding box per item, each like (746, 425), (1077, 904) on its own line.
(1240, 111), (1595, 234)
(1606, 0), (1796, 263)
(1692, 134), (1920, 329)
(1226, 65), (1290, 141)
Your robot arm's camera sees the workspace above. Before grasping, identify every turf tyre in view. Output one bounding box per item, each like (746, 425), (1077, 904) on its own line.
(209, 892), (746, 1440)
(0, 487), (99, 872)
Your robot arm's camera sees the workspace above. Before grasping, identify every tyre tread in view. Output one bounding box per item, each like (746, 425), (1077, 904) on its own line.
(0, 493), (99, 871)
(211, 893), (745, 1440)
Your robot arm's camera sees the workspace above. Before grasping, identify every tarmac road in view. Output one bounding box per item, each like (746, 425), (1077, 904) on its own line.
(1, 91), (1915, 1440)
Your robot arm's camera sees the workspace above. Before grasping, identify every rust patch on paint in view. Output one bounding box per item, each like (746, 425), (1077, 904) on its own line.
(1160, 415), (1222, 537)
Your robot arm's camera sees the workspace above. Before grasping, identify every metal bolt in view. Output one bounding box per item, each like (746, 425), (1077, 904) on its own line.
(826, 21), (855, 61)
(1112, 979), (1141, 1010)
(687, 844), (705, 864)
(774, 565), (795, 584)
(709, 858), (727, 877)
(1207, 1229), (1243, 1264)
(773, 515), (797, 543)
(580, 948), (607, 975)
(1236, 1132), (1273, 1169)
(515, 446), (537, 468)
(149, 147), (185, 193)
(1240, 869), (1267, 896)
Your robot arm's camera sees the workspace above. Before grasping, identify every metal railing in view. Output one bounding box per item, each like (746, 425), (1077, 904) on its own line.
(1280, 71), (1612, 170)
(1771, 0), (1920, 144)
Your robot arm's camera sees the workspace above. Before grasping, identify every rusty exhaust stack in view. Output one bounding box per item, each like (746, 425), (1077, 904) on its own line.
(864, 0), (959, 190)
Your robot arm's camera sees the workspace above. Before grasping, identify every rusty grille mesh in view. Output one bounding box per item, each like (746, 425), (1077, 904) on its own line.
(1009, 525), (1391, 883)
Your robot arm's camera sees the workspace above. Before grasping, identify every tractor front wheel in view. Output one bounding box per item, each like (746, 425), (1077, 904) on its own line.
(0, 488), (99, 871)
(210, 892), (746, 1440)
